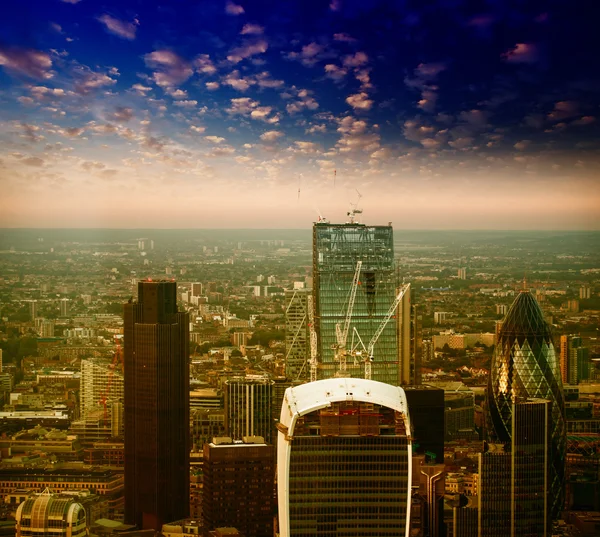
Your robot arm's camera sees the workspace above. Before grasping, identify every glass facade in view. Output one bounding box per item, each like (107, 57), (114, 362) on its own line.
(313, 223), (397, 384)
(285, 289), (311, 381)
(487, 290), (565, 520)
(288, 402), (410, 536)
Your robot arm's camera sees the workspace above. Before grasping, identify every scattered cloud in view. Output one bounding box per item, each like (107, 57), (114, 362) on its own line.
(190, 125), (206, 133)
(106, 107), (134, 122)
(404, 62), (446, 113)
(194, 54), (217, 75)
(255, 71), (284, 89)
(204, 136), (226, 144)
(241, 23), (264, 35)
(342, 52), (368, 68)
(324, 64), (348, 81)
(74, 69), (117, 94)
(225, 1), (244, 15)
(286, 42), (330, 67)
(227, 39), (268, 64)
(333, 33), (356, 43)
(144, 50), (193, 88)
(337, 116), (380, 152)
(346, 92), (373, 111)
(97, 14), (138, 40)
(571, 116), (596, 126)
(206, 82), (220, 91)
(260, 130), (283, 142)
(23, 156), (45, 167)
(173, 100), (198, 108)
(547, 101), (579, 122)
(0, 46), (53, 79)
(286, 89), (318, 114)
(222, 70), (255, 91)
(131, 83), (152, 94)
(514, 140), (531, 151)
(502, 43), (539, 64)
(226, 97), (279, 123)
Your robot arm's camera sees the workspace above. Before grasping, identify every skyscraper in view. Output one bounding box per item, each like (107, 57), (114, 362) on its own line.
(480, 399), (551, 537)
(123, 280), (189, 530)
(277, 378), (412, 536)
(487, 289), (565, 519)
(313, 222), (398, 384)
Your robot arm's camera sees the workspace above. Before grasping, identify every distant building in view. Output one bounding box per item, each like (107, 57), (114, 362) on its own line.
(434, 312), (448, 325)
(191, 283), (203, 297)
(495, 304), (507, 316)
(277, 378), (412, 537)
(59, 298), (69, 317)
(202, 437), (274, 537)
(457, 267), (467, 280)
(560, 335), (590, 385)
(580, 285), (592, 299)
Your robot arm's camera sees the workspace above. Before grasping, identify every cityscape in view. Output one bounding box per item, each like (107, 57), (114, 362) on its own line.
(1, 0), (600, 537)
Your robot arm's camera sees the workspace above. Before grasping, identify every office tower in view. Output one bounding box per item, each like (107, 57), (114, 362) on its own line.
(16, 491), (87, 537)
(60, 298), (69, 317)
(480, 399), (551, 537)
(203, 437), (274, 537)
(277, 378), (412, 537)
(579, 285), (591, 299)
(80, 356), (124, 435)
(224, 375), (274, 444)
(191, 282), (203, 297)
(445, 391), (477, 442)
(123, 280), (189, 530)
(284, 289), (311, 382)
(411, 456), (445, 537)
(452, 500), (478, 537)
(29, 300), (37, 321)
(313, 222), (398, 384)
(560, 334), (590, 385)
(487, 289), (565, 519)
(404, 385), (445, 462)
(397, 284), (411, 384)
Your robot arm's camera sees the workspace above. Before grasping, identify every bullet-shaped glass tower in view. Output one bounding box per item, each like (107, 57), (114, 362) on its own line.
(487, 289), (565, 519)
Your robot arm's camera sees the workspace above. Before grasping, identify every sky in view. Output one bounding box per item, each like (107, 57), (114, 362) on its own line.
(0, 0), (599, 229)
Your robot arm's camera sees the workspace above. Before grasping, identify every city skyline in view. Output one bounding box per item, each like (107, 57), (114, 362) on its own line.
(0, 1), (599, 230)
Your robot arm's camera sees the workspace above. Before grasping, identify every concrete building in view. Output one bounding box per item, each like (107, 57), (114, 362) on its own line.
(560, 334), (590, 385)
(277, 378), (413, 537)
(224, 375), (274, 444)
(202, 437), (274, 537)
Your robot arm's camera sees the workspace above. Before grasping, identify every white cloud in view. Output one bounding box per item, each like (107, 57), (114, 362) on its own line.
(222, 70), (255, 91)
(205, 136), (226, 144)
(346, 92), (373, 111)
(173, 100), (197, 108)
(206, 82), (220, 91)
(131, 83), (152, 94)
(97, 14), (138, 40)
(260, 130), (283, 142)
(74, 70), (117, 94)
(324, 64), (347, 81)
(241, 23), (264, 35)
(226, 97), (279, 123)
(0, 47), (53, 79)
(227, 39), (268, 64)
(190, 125), (206, 133)
(286, 89), (319, 114)
(225, 1), (244, 15)
(342, 51), (368, 68)
(144, 50), (193, 88)
(194, 54), (217, 75)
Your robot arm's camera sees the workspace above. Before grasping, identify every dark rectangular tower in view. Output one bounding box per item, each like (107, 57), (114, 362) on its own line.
(124, 280), (189, 530)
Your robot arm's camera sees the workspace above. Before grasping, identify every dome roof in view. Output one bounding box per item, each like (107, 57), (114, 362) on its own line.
(499, 290), (552, 341)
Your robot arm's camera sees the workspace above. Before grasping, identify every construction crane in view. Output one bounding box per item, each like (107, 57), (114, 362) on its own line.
(334, 260), (362, 376)
(354, 284), (410, 380)
(99, 345), (123, 422)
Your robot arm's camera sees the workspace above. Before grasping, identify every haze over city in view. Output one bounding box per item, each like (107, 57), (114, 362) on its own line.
(0, 0), (599, 229)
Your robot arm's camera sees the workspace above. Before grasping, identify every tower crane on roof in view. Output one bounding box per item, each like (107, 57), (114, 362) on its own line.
(334, 260), (362, 377)
(351, 283), (410, 380)
(346, 190), (363, 224)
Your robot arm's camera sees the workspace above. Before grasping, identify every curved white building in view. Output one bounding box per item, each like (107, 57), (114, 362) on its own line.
(277, 378), (412, 537)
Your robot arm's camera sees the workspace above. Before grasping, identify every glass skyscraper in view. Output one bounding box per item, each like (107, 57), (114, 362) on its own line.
(313, 223), (398, 384)
(277, 378), (412, 537)
(487, 289), (565, 519)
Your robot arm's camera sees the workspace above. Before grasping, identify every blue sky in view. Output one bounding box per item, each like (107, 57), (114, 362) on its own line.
(0, 0), (599, 228)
